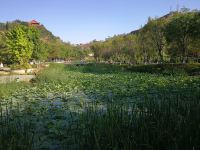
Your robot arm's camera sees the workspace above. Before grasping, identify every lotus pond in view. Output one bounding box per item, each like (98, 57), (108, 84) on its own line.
(0, 63), (200, 150)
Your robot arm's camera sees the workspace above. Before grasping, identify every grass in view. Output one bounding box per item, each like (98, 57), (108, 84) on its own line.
(0, 82), (29, 98)
(0, 63), (200, 149)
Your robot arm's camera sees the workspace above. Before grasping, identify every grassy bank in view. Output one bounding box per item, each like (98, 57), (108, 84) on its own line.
(0, 63), (200, 149)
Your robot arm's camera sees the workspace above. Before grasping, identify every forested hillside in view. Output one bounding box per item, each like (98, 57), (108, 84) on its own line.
(89, 9), (200, 64)
(1, 9), (200, 68)
(0, 20), (88, 68)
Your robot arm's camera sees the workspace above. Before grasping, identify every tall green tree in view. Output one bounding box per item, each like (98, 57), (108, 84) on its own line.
(0, 32), (6, 63)
(135, 29), (155, 64)
(91, 41), (104, 61)
(6, 26), (33, 67)
(28, 27), (47, 61)
(146, 18), (166, 63)
(165, 11), (200, 63)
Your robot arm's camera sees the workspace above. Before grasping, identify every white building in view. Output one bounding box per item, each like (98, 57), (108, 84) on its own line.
(88, 53), (94, 57)
(0, 63), (3, 68)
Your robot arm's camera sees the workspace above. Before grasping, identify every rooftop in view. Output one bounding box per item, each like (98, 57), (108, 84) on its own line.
(30, 20), (40, 25)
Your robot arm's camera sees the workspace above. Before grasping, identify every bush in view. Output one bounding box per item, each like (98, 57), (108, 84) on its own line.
(10, 63), (32, 70)
(127, 64), (200, 76)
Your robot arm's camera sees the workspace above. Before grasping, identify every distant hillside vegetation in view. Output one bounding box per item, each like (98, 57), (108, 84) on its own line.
(0, 20), (59, 43)
(88, 9), (200, 64)
(0, 20), (89, 65)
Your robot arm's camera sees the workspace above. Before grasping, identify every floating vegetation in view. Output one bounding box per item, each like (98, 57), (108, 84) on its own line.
(0, 64), (200, 149)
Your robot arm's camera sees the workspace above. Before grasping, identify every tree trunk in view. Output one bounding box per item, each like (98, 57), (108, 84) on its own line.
(158, 49), (163, 64)
(182, 47), (187, 64)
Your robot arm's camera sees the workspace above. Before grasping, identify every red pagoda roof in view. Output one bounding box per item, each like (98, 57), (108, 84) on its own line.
(30, 20), (40, 25)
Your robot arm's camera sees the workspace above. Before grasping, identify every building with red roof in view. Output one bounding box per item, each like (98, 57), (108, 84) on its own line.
(29, 20), (40, 26)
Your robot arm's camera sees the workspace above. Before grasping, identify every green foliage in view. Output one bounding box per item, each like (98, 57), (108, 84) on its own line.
(127, 63), (200, 76)
(90, 10), (200, 64)
(1, 10), (200, 66)
(0, 32), (7, 62)
(0, 82), (28, 98)
(0, 20), (85, 66)
(91, 34), (136, 63)
(28, 27), (47, 61)
(165, 11), (200, 63)
(0, 8), (200, 150)
(6, 26), (34, 67)
(145, 18), (166, 62)
(0, 64), (200, 149)
(4, 24), (50, 67)
(135, 28), (156, 64)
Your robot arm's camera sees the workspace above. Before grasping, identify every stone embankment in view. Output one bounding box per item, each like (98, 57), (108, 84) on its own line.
(0, 63), (49, 83)
(0, 75), (35, 83)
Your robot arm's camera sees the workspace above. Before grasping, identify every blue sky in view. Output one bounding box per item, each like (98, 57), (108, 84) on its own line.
(0, 0), (199, 44)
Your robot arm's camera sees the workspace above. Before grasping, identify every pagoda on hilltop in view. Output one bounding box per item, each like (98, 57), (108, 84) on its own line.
(29, 20), (40, 26)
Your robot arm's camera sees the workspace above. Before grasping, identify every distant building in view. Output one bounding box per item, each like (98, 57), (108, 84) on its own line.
(29, 20), (40, 26)
(0, 63), (3, 68)
(88, 53), (94, 57)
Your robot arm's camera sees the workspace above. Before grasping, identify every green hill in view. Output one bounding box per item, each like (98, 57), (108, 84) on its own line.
(88, 10), (200, 64)
(0, 20), (88, 65)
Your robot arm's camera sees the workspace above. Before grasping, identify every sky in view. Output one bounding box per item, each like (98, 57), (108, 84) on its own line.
(0, 0), (200, 44)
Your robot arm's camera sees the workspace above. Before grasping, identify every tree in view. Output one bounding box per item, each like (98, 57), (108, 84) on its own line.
(165, 12), (199, 63)
(122, 34), (136, 64)
(6, 26), (33, 68)
(146, 18), (166, 63)
(90, 41), (104, 61)
(135, 29), (155, 64)
(28, 27), (47, 61)
(0, 32), (7, 63)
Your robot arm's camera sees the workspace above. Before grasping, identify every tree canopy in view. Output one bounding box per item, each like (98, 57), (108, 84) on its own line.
(89, 10), (200, 64)
(0, 21), (86, 68)
(6, 26), (34, 68)
(0, 9), (200, 67)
